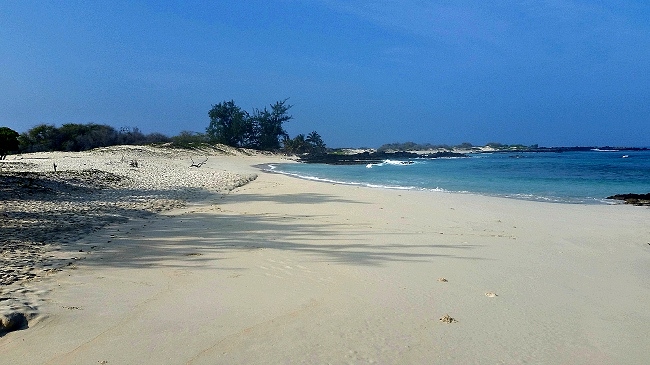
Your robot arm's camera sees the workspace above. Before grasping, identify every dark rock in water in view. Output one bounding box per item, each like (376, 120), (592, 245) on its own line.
(299, 151), (465, 165)
(606, 193), (650, 206)
(0, 312), (28, 335)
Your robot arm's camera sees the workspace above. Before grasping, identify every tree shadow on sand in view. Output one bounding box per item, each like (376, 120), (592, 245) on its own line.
(2, 172), (487, 287)
(76, 191), (486, 270)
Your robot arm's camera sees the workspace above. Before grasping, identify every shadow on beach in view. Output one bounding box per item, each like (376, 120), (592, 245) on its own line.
(77, 190), (485, 271)
(1, 170), (485, 338)
(0, 171), (209, 286)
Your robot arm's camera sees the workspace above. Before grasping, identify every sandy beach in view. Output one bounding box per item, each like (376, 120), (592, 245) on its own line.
(1, 146), (649, 364)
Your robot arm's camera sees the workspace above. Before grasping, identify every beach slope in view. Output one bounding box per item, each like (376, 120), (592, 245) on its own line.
(1, 149), (649, 364)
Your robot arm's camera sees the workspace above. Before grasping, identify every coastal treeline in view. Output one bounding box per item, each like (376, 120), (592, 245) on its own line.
(15, 124), (170, 153)
(1, 98), (327, 156)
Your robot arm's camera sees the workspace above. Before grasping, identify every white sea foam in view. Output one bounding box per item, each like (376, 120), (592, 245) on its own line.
(267, 150), (650, 205)
(383, 159), (415, 166)
(267, 167), (423, 191)
(365, 160), (416, 168)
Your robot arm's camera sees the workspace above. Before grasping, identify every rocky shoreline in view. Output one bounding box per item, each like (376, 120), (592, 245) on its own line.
(606, 193), (650, 206)
(298, 150), (465, 164)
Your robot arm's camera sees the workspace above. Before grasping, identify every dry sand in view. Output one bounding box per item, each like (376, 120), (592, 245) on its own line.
(1, 146), (649, 364)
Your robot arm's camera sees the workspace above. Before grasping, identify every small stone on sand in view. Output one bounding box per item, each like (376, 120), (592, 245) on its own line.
(439, 314), (457, 323)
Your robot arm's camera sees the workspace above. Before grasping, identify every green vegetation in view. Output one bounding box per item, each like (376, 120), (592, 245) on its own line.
(1, 97), (326, 157)
(16, 124), (170, 153)
(206, 100), (250, 147)
(485, 142), (539, 150)
(378, 142), (454, 152)
(0, 127), (20, 159)
(169, 131), (209, 148)
(283, 131), (327, 155)
(206, 99), (326, 153)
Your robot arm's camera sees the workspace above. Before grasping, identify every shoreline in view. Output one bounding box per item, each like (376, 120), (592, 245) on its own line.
(258, 162), (630, 206)
(2, 147), (650, 363)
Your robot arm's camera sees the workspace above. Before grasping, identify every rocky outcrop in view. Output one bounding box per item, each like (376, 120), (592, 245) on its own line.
(606, 193), (650, 206)
(299, 151), (465, 164)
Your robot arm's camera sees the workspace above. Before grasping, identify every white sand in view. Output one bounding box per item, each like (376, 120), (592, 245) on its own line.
(1, 148), (649, 364)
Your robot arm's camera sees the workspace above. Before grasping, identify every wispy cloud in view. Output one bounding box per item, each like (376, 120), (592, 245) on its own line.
(314, 0), (650, 65)
(317, 0), (508, 45)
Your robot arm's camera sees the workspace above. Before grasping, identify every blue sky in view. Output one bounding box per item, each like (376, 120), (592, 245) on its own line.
(2, 1), (649, 147)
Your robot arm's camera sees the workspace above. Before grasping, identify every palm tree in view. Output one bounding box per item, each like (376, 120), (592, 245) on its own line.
(283, 134), (308, 154)
(306, 131), (326, 154)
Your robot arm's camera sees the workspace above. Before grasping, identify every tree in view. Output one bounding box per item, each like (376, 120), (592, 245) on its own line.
(57, 123), (120, 151)
(171, 131), (207, 147)
(306, 131), (326, 154)
(255, 99), (292, 150)
(19, 124), (59, 152)
(283, 134), (308, 154)
(0, 127), (20, 159)
(206, 99), (294, 151)
(206, 100), (250, 147)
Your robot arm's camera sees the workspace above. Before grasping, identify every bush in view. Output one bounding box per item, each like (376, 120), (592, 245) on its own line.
(0, 127), (20, 159)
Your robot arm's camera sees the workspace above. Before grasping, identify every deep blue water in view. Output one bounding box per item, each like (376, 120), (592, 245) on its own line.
(267, 150), (650, 204)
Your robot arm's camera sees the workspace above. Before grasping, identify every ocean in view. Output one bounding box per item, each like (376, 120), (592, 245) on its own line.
(266, 150), (650, 204)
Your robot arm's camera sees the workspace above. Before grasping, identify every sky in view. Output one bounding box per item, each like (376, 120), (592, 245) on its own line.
(1, 1), (649, 148)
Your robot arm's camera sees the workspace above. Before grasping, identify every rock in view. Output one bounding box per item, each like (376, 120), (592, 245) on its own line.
(439, 314), (457, 323)
(0, 312), (28, 334)
(299, 151), (466, 165)
(606, 193), (650, 206)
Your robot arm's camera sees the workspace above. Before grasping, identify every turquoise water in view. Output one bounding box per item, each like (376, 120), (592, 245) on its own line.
(267, 150), (650, 204)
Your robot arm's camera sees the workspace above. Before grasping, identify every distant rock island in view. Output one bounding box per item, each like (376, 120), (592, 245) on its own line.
(298, 145), (649, 165)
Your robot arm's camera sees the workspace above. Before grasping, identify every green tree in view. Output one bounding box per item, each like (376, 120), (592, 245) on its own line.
(19, 124), (59, 152)
(206, 100), (250, 147)
(0, 127), (20, 159)
(306, 131), (326, 154)
(254, 99), (292, 150)
(171, 131), (208, 147)
(283, 134), (309, 154)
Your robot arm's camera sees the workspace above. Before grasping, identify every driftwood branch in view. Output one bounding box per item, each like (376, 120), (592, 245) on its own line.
(190, 157), (208, 168)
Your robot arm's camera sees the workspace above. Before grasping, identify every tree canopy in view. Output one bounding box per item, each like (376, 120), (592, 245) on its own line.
(283, 131), (327, 155)
(0, 127), (20, 159)
(17, 123), (170, 153)
(6, 98), (325, 155)
(206, 99), (300, 151)
(206, 100), (250, 147)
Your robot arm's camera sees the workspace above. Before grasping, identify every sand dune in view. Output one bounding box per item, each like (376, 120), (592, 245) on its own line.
(1, 147), (649, 364)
